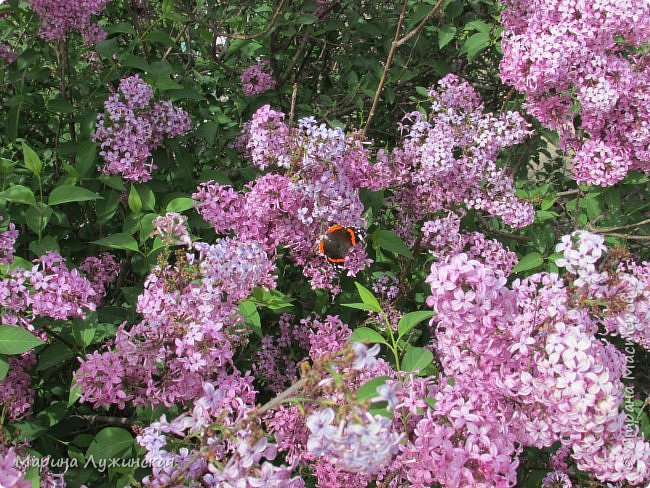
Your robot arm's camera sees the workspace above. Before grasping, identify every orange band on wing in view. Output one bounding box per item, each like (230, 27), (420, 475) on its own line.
(326, 224), (344, 233)
(319, 240), (325, 255)
(326, 256), (346, 263)
(346, 228), (356, 246)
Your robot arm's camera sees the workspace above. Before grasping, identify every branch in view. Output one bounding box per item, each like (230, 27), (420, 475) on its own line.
(600, 233), (650, 241)
(362, 0), (409, 138)
(591, 218), (650, 234)
(477, 215), (531, 242)
(257, 378), (306, 415)
(394, 0), (445, 48)
(74, 415), (134, 427)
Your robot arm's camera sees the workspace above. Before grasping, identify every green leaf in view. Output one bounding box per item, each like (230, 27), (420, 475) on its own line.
(398, 310), (436, 338)
(0, 355), (8, 381)
(25, 203), (53, 234)
(166, 197), (194, 213)
(342, 302), (383, 312)
(91, 234), (140, 252)
(401, 346), (434, 372)
(372, 230), (413, 258)
(438, 25), (457, 49)
(349, 327), (387, 345)
(348, 283), (380, 312)
(512, 252), (543, 273)
(238, 301), (262, 338)
(22, 142), (43, 176)
(464, 32), (490, 62)
(48, 185), (102, 205)
(0, 185), (37, 206)
(86, 427), (134, 461)
(69, 380), (82, 406)
(356, 376), (390, 401)
(37, 343), (74, 371)
(128, 185), (142, 214)
(0, 326), (45, 355)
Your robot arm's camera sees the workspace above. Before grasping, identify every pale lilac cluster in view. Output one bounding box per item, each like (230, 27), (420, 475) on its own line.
(0, 217), (18, 265)
(372, 274), (400, 301)
(94, 75), (191, 182)
(421, 212), (519, 274)
(75, 237), (276, 408)
(240, 61), (276, 96)
(79, 252), (120, 305)
(421, 244), (650, 485)
(381, 74), (534, 232)
(194, 106), (380, 292)
(555, 231), (650, 349)
(0, 448), (30, 488)
(0, 44), (17, 64)
(253, 313), (311, 393)
(0, 352), (36, 420)
(499, 0), (650, 185)
(152, 212), (192, 247)
(542, 471), (572, 488)
(1, 251), (96, 329)
(29, 0), (110, 44)
(305, 407), (402, 475)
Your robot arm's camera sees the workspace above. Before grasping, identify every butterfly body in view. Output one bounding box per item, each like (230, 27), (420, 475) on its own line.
(319, 225), (358, 263)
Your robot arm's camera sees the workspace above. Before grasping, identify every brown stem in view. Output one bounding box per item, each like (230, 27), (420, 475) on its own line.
(591, 218), (650, 234)
(601, 233), (650, 241)
(74, 415), (134, 427)
(362, 0), (409, 138)
(257, 378), (306, 415)
(394, 0), (445, 47)
(288, 82), (298, 128)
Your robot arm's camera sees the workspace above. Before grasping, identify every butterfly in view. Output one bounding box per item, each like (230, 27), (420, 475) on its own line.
(318, 224), (363, 265)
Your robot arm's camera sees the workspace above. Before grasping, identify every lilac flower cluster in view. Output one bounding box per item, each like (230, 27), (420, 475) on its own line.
(0, 44), (17, 64)
(418, 238), (650, 485)
(94, 75), (191, 182)
(1, 251), (96, 330)
(152, 212), (192, 247)
(0, 353), (36, 420)
(306, 407), (402, 475)
(79, 252), (120, 305)
(75, 236), (276, 408)
(499, 0), (650, 185)
(194, 107), (380, 293)
(0, 217), (18, 265)
(29, 0), (110, 44)
(422, 212), (519, 274)
(0, 448), (31, 488)
(380, 75), (534, 231)
(240, 61), (276, 96)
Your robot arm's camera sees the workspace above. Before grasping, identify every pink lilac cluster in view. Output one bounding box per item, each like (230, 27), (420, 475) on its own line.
(0, 441), (75, 487)
(28, 0), (110, 44)
(0, 44), (17, 64)
(499, 0), (650, 185)
(75, 236), (276, 408)
(421, 212), (519, 274)
(135, 326), (387, 486)
(0, 352), (36, 420)
(379, 74), (534, 234)
(79, 252), (120, 305)
(253, 313), (311, 393)
(0, 251), (96, 330)
(420, 242), (650, 485)
(0, 217), (18, 265)
(240, 61), (276, 96)
(94, 75), (191, 182)
(152, 212), (192, 247)
(555, 231), (650, 349)
(542, 471), (572, 488)
(193, 107), (381, 293)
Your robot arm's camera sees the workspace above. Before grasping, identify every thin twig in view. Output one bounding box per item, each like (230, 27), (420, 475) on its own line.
(600, 233), (650, 241)
(231, 0), (286, 40)
(477, 215), (531, 242)
(591, 218), (650, 234)
(258, 379), (306, 415)
(289, 82), (298, 128)
(394, 0), (445, 47)
(362, 0), (409, 138)
(162, 23), (190, 60)
(74, 415), (134, 427)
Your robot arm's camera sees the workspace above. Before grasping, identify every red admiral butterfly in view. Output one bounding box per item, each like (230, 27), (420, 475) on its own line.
(319, 224), (362, 265)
